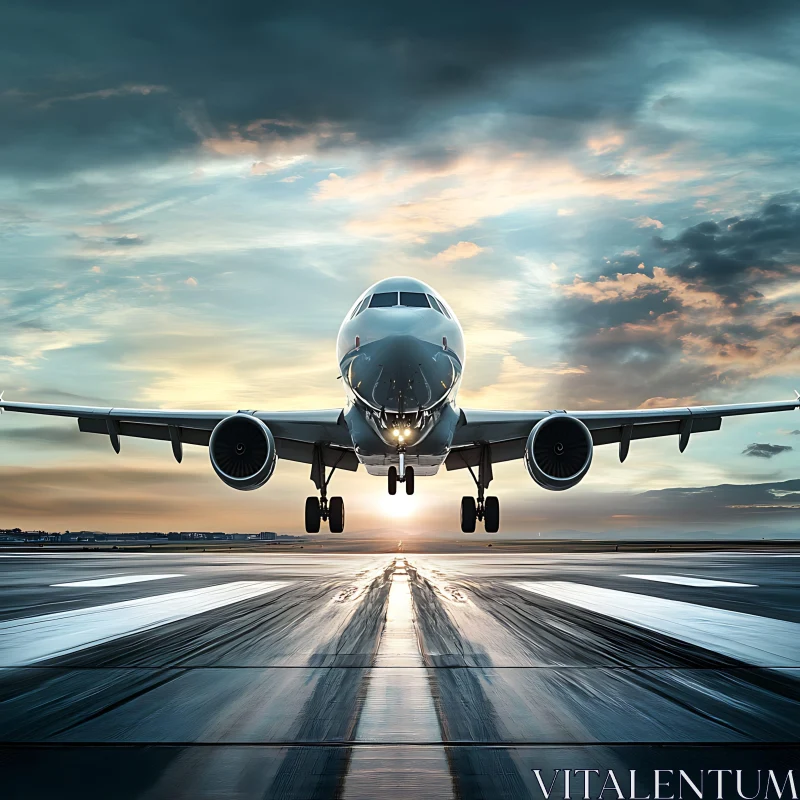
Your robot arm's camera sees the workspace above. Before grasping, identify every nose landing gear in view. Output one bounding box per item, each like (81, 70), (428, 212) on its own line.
(388, 460), (414, 495)
(460, 444), (500, 533)
(305, 445), (346, 533)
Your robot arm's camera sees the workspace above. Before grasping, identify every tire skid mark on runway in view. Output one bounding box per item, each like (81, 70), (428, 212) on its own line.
(407, 564), (530, 800)
(0, 667), (193, 741)
(342, 560), (455, 800)
(265, 564), (393, 800)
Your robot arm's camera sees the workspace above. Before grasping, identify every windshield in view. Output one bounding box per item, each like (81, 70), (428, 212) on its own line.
(399, 292), (430, 308)
(369, 292), (399, 308)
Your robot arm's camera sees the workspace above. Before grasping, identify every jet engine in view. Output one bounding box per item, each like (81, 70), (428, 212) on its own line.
(525, 414), (593, 491)
(209, 414), (277, 490)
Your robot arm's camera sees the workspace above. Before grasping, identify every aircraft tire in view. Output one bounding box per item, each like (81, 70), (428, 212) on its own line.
(329, 496), (345, 533)
(405, 466), (415, 495)
(388, 466), (398, 495)
(484, 496), (500, 533)
(305, 496), (321, 533)
(460, 496), (477, 533)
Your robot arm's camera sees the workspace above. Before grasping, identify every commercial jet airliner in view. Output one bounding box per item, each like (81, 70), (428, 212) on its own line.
(2, 276), (798, 533)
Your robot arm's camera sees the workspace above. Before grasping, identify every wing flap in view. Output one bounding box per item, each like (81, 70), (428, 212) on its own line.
(590, 415), (722, 445)
(78, 418), (211, 446)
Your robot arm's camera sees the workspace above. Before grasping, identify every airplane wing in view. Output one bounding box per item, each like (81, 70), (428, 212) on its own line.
(446, 397), (800, 469)
(0, 397), (358, 470)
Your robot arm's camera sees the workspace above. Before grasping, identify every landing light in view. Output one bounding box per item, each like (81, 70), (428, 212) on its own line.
(393, 429), (400, 438)
(404, 428), (411, 437)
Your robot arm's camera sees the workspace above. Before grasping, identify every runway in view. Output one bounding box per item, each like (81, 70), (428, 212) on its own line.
(1, 549), (799, 799)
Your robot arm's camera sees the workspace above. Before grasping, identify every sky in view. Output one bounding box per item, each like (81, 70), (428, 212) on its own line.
(0, 0), (798, 536)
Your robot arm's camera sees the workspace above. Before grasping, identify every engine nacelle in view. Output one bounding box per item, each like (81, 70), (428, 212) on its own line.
(209, 414), (277, 490)
(525, 414), (593, 491)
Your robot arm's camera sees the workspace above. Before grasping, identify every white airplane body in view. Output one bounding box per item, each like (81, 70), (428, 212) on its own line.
(2, 276), (798, 533)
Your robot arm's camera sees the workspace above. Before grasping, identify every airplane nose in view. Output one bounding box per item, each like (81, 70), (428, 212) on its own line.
(346, 335), (459, 413)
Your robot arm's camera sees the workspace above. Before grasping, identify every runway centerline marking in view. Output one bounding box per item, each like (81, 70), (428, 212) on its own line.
(0, 581), (289, 666)
(343, 558), (454, 800)
(511, 580), (800, 668)
(622, 574), (757, 588)
(51, 574), (185, 588)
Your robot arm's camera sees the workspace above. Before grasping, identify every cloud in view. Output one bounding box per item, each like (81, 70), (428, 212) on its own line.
(433, 241), (485, 263)
(742, 443), (793, 458)
(635, 216), (664, 229)
(37, 85), (168, 109)
(1, 1), (796, 179)
(317, 149), (704, 241)
(108, 234), (144, 247)
(587, 131), (624, 155)
(547, 191), (800, 407)
(184, 276), (198, 286)
(791, 430), (800, 435)
(652, 191), (800, 300)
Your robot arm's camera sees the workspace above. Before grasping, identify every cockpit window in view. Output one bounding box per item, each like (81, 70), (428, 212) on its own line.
(427, 295), (444, 314)
(369, 291), (399, 308)
(399, 291), (430, 308)
(352, 295), (371, 317)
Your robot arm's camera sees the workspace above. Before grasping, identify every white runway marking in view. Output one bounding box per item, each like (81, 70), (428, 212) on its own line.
(343, 560), (453, 800)
(0, 581), (288, 666)
(511, 581), (800, 668)
(622, 574), (756, 588)
(51, 574), (184, 588)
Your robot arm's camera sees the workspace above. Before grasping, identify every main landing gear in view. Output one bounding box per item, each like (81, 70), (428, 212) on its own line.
(305, 445), (346, 533)
(388, 449), (414, 495)
(460, 443), (499, 533)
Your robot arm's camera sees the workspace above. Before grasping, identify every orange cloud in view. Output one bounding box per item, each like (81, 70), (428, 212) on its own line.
(433, 241), (485, 263)
(314, 148), (704, 241)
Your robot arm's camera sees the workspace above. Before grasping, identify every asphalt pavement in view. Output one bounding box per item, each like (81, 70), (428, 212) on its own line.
(1, 549), (799, 799)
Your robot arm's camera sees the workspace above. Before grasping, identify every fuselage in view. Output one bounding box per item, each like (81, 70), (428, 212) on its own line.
(337, 277), (465, 476)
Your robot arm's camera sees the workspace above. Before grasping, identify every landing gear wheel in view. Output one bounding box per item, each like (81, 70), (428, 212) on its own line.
(388, 466), (398, 496)
(460, 496), (477, 533)
(484, 496), (500, 533)
(304, 496), (321, 533)
(405, 466), (415, 495)
(329, 496), (345, 533)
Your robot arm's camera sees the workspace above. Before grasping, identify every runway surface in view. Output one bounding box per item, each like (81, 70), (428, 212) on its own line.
(1, 549), (799, 799)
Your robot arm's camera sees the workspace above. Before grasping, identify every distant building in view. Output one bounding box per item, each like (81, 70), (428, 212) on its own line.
(257, 532), (277, 541)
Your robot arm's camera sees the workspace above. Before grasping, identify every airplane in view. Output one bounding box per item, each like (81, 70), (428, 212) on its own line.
(1, 275), (798, 534)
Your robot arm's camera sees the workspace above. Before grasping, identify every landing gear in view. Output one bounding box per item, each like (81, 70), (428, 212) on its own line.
(405, 465), (415, 495)
(387, 462), (415, 495)
(461, 443), (500, 533)
(306, 445), (347, 533)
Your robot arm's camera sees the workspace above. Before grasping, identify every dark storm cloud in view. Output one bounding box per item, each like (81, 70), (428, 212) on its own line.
(547, 191), (800, 407)
(1, 0), (798, 175)
(742, 442), (793, 458)
(653, 192), (800, 302)
(791, 430), (800, 435)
